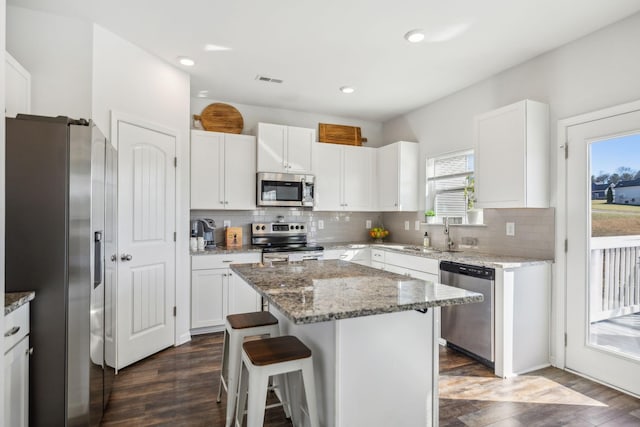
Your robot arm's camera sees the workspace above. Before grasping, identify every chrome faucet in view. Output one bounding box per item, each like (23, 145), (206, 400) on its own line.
(443, 217), (454, 251)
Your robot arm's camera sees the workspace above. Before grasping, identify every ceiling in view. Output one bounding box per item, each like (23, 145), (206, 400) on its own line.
(9, 0), (640, 122)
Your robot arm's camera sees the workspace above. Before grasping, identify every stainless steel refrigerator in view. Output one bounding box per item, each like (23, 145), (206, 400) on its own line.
(6, 114), (117, 426)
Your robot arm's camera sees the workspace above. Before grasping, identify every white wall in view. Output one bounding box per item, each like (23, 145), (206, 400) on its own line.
(383, 11), (640, 211)
(92, 25), (192, 346)
(382, 11), (640, 369)
(191, 97), (385, 147)
(6, 6), (92, 119)
(1, 0), (7, 419)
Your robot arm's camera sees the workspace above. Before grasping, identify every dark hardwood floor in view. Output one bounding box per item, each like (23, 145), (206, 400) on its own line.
(102, 333), (640, 426)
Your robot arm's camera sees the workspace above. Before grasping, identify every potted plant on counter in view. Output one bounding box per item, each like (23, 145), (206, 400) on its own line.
(464, 176), (483, 224)
(425, 210), (437, 224)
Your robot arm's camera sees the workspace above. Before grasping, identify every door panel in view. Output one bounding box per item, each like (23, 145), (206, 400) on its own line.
(117, 120), (175, 369)
(565, 108), (640, 395)
(286, 126), (313, 173)
(224, 134), (256, 209)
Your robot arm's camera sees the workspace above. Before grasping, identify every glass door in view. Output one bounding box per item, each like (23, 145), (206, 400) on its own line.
(565, 109), (640, 396)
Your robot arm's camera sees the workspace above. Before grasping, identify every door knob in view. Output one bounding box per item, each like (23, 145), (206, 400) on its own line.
(111, 254), (117, 262)
(121, 254), (133, 261)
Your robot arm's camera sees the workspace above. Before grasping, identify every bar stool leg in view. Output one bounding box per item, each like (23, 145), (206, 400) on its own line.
(216, 330), (229, 403)
(225, 331), (243, 427)
(301, 358), (320, 427)
(235, 361), (249, 427)
(247, 366), (269, 427)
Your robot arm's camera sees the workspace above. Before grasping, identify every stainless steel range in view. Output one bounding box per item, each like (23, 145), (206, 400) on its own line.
(252, 222), (324, 262)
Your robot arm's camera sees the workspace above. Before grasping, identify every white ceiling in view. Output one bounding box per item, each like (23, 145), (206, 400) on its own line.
(9, 0), (640, 122)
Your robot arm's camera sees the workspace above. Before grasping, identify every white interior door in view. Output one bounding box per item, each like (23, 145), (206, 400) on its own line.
(565, 108), (640, 396)
(116, 119), (176, 369)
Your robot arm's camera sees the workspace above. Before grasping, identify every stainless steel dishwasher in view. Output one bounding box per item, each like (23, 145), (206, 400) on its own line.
(440, 261), (495, 367)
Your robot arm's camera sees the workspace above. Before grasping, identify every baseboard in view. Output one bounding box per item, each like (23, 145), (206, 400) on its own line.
(190, 325), (225, 335)
(176, 331), (192, 346)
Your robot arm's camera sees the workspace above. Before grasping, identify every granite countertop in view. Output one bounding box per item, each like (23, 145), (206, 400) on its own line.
(5, 291), (35, 316)
(230, 260), (483, 324)
(190, 245), (263, 256)
(322, 242), (552, 268)
(190, 241), (552, 268)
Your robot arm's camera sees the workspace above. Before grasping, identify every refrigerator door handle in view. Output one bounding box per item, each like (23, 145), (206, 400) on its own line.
(94, 231), (103, 288)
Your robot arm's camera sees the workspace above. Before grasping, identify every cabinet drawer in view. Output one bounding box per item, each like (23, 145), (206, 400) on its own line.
(384, 252), (439, 275)
(192, 253), (261, 270)
(371, 249), (385, 263)
(4, 303), (29, 353)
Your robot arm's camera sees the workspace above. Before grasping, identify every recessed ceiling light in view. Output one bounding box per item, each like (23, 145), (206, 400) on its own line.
(340, 86), (355, 94)
(404, 29), (425, 43)
(197, 90), (209, 98)
(204, 44), (231, 52)
(178, 56), (195, 66)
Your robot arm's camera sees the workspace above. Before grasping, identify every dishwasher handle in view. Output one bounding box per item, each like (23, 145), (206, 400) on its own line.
(440, 261), (494, 280)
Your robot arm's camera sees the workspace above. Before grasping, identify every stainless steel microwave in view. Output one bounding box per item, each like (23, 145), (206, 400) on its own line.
(257, 172), (315, 207)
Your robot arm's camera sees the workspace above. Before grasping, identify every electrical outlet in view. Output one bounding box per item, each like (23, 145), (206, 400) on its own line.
(223, 220), (231, 228)
(404, 221), (410, 230)
(415, 220), (420, 230)
(318, 220), (324, 230)
(366, 220), (372, 229)
(506, 222), (515, 236)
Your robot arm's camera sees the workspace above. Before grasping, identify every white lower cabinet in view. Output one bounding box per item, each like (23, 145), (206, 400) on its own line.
(191, 253), (261, 332)
(370, 249), (440, 282)
(4, 303), (30, 427)
(322, 247), (371, 266)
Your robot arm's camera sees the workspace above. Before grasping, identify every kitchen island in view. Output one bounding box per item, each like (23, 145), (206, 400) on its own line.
(231, 260), (482, 427)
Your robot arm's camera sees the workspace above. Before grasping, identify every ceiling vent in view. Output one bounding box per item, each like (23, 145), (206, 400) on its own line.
(255, 75), (283, 84)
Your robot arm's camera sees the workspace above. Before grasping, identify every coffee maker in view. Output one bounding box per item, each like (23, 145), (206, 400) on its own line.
(191, 218), (216, 248)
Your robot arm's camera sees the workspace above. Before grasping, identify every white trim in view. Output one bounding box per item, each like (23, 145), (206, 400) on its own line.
(555, 98), (640, 370)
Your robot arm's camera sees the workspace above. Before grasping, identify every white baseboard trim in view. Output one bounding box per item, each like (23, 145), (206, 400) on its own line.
(176, 331), (192, 346)
(190, 325), (225, 335)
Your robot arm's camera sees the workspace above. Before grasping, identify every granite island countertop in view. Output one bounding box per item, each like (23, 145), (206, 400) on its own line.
(5, 291), (35, 315)
(231, 259), (483, 324)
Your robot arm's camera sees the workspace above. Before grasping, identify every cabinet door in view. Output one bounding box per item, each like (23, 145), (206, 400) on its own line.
(475, 101), (526, 208)
(376, 143), (399, 211)
(257, 123), (286, 172)
(4, 336), (29, 427)
(286, 126), (314, 173)
(191, 269), (227, 328)
(191, 131), (224, 209)
(343, 145), (374, 211)
(228, 272), (261, 315)
(312, 143), (342, 211)
(224, 134), (257, 210)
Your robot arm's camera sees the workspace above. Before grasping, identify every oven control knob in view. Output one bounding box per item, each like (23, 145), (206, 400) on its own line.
(261, 225), (265, 230)
(290, 225), (294, 230)
(301, 225), (305, 229)
(255, 225), (260, 231)
(294, 225), (299, 229)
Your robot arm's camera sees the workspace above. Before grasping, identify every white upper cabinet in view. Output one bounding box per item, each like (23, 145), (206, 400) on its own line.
(377, 141), (419, 211)
(257, 122), (314, 173)
(474, 100), (549, 208)
(191, 130), (256, 210)
(5, 52), (31, 117)
(312, 143), (376, 211)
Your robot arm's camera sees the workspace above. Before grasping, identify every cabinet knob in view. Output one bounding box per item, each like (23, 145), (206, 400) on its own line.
(121, 254), (133, 261)
(225, 201), (229, 204)
(220, 201), (224, 205)
(111, 254), (117, 262)
(26, 347), (34, 356)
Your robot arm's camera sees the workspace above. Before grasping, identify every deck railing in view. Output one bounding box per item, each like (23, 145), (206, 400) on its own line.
(590, 237), (640, 322)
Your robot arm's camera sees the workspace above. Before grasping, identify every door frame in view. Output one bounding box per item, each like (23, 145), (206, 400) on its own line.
(555, 99), (640, 372)
(110, 110), (181, 369)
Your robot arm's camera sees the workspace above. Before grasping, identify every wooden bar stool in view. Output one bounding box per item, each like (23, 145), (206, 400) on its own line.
(235, 335), (319, 427)
(217, 311), (280, 427)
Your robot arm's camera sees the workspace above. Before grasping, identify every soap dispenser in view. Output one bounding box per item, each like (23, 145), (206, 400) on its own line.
(423, 232), (430, 248)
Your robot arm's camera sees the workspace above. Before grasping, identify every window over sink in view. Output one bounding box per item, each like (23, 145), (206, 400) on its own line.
(426, 150), (474, 223)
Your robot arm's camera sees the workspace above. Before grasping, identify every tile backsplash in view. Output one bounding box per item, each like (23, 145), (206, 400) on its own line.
(191, 207), (554, 260)
(190, 209), (382, 246)
(382, 208), (555, 260)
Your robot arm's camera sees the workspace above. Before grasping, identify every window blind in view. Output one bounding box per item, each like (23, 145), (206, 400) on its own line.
(428, 151), (473, 220)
